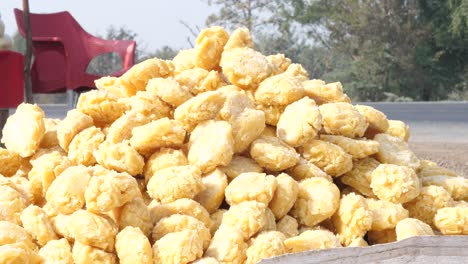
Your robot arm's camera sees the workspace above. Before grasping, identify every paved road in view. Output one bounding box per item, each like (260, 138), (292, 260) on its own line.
(9, 101), (468, 143)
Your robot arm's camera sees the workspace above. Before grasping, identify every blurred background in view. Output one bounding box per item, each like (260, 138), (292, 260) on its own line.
(2, 0), (468, 103)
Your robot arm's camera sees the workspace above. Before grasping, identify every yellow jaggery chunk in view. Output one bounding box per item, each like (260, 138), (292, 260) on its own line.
(0, 185), (27, 225)
(277, 97), (322, 147)
(320, 135), (380, 159)
(219, 155), (263, 179)
(174, 91), (225, 131)
(175, 68), (223, 95)
(1, 103), (45, 157)
(367, 229), (396, 245)
(0, 243), (41, 264)
(163, 199), (212, 231)
(421, 176), (468, 201)
(284, 230), (341, 253)
(255, 103), (285, 126)
(225, 172), (277, 206)
(261, 208), (277, 232)
(285, 158), (332, 182)
(220, 47), (272, 89)
(105, 112), (150, 144)
(267, 53), (291, 74)
(404, 185), (453, 227)
(319, 102), (368, 138)
(69, 210), (118, 252)
(68, 126), (105, 166)
(434, 207), (468, 235)
(0, 221), (37, 251)
(40, 118), (60, 149)
(340, 157), (380, 198)
(146, 77), (193, 107)
(0, 175), (31, 205)
(370, 164), (420, 204)
(28, 147), (71, 203)
(303, 80), (351, 105)
(386, 119), (410, 142)
(245, 231), (286, 264)
(188, 120), (234, 173)
(50, 214), (73, 241)
(453, 200), (468, 208)
(5, 175), (33, 205)
(172, 49), (196, 74)
(148, 198), (212, 229)
(72, 241), (117, 264)
(147, 165), (203, 203)
(118, 197), (152, 237)
(45, 165), (91, 214)
(126, 90), (172, 120)
(194, 26), (229, 70)
(152, 230), (203, 264)
(130, 118), (186, 156)
(119, 58), (174, 96)
(209, 209), (227, 235)
(144, 148), (188, 184)
(254, 73), (305, 106)
(38, 238), (73, 264)
(269, 173), (299, 220)
(194, 169), (228, 214)
(348, 237), (369, 247)
(217, 89), (255, 121)
(20, 205), (57, 246)
(299, 139), (353, 177)
(291, 177), (340, 227)
(56, 109), (94, 151)
(332, 193), (373, 246)
(250, 135), (299, 171)
(367, 199), (409, 231)
(85, 170), (141, 213)
(277, 215), (299, 238)
(418, 160), (458, 177)
(192, 257), (220, 264)
(224, 27), (254, 50)
(374, 133), (420, 169)
(205, 224), (247, 264)
(395, 218), (434, 241)
(284, 63), (309, 81)
(152, 214), (211, 250)
(94, 140), (144, 176)
(355, 105), (389, 136)
(76, 90), (127, 127)
(229, 108), (266, 153)
(95, 76), (124, 97)
(115, 226), (152, 264)
(222, 201), (268, 240)
(0, 147), (21, 177)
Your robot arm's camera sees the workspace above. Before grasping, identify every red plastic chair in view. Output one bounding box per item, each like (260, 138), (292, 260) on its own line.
(14, 8), (136, 93)
(0, 50), (24, 108)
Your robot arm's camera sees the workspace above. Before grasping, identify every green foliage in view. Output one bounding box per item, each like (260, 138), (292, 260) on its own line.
(205, 0), (276, 34)
(205, 0), (468, 101)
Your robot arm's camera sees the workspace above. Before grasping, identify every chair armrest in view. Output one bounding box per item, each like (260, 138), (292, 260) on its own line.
(31, 36), (62, 42)
(85, 36), (136, 71)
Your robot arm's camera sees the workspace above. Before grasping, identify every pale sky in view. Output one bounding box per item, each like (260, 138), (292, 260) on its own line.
(1, 0), (217, 52)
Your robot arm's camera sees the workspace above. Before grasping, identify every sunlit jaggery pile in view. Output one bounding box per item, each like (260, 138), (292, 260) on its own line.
(1, 27), (467, 264)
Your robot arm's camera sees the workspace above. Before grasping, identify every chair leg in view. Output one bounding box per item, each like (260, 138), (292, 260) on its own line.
(0, 109), (9, 147)
(67, 90), (77, 108)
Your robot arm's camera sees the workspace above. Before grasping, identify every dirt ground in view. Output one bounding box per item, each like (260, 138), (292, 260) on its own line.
(410, 142), (468, 178)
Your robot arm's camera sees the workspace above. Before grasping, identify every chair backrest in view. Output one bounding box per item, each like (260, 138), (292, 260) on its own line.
(0, 51), (24, 108)
(14, 8), (86, 48)
(14, 8), (92, 92)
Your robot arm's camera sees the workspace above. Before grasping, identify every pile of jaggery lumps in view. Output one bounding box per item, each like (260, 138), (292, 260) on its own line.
(1, 26), (467, 264)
